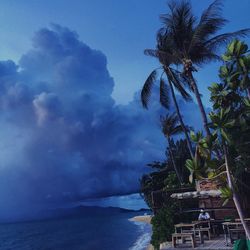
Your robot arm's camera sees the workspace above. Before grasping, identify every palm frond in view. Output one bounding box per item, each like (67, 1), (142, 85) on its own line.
(171, 68), (193, 91)
(192, 52), (222, 65)
(205, 29), (250, 51)
(156, 0), (250, 68)
(172, 125), (183, 135)
(200, 0), (223, 21)
(168, 68), (192, 101)
(160, 1), (195, 55)
(199, 0), (226, 29)
(144, 49), (177, 65)
(188, 0), (226, 54)
(144, 49), (159, 58)
(161, 113), (182, 137)
(160, 77), (170, 109)
(141, 70), (158, 109)
(198, 0), (226, 34)
(162, 0), (194, 30)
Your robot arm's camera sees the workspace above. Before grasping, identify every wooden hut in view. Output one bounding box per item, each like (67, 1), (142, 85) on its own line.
(170, 179), (238, 220)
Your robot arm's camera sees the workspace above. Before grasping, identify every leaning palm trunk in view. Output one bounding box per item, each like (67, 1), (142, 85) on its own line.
(188, 72), (221, 160)
(167, 137), (183, 185)
(239, 62), (250, 99)
(224, 145), (250, 240)
(188, 73), (211, 137)
(247, 88), (250, 99)
(165, 69), (194, 158)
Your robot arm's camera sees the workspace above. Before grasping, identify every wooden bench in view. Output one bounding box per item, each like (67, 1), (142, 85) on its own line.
(172, 232), (196, 248)
(229, 228), (246, 243)
(194, 220), (212, 242)
(196, 227), (211, 241)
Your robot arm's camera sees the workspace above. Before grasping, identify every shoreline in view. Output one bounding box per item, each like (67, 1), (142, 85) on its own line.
(130, 215), (152, 224)
(130, 215), (154, 250)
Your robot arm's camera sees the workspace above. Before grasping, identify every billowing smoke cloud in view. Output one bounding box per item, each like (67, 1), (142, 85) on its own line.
(0, 24), (202, 219)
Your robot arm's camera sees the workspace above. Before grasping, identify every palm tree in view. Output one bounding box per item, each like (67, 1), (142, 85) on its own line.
(209, 108), (250, 239)
(141, 63), (194, 158)
(160, 113), (184, 184)
(224, 145), (250, 240)
(150, 0), (250, 136)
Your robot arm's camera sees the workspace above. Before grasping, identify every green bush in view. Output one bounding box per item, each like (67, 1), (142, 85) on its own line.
(150, 203), (178, 249)
(164, 171), (178, 189)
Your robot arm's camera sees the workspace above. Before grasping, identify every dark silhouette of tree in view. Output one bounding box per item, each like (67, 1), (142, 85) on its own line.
(147, 0), (250, 137)
(160, 113), (184, 184)
(141, 64), (194, 157)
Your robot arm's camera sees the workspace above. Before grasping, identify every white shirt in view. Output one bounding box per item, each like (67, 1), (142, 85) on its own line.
(198, 212), (210, 220)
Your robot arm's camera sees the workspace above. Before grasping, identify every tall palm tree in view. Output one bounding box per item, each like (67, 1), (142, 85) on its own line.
(224, 145), (250, 240)
(160, 113), (184, 184)
(150, 0), (250, 136)
(141, 63), (194, 158)
(209, 109), (250, 239)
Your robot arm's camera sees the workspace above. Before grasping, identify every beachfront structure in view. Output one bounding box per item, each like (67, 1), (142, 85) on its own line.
(151, 178), (250, 221)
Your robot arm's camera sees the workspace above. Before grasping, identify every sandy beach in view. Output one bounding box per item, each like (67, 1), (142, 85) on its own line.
(147, 244), (154, 250)
(130, 215), (154, 249)
(130, 215), (152, 224)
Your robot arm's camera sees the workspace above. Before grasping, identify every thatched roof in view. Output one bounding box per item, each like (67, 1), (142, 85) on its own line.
(170, 190), (221, 200)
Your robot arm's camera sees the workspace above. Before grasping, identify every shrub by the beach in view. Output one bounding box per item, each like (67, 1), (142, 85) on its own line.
(150, 203), (177, 249)
(164, 171), (178, 189)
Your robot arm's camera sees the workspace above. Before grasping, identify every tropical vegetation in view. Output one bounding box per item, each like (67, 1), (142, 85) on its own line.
(185, 39), (250, 239)
(140, 139), (194, 249)
(140, 0), (250, 246)
(160, 113), (184, 184)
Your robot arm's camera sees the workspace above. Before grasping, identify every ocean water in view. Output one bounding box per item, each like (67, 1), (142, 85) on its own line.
(0, 207), (151, 250)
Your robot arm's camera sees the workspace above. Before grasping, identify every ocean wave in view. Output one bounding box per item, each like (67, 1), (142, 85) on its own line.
(129, 223), (151, 250)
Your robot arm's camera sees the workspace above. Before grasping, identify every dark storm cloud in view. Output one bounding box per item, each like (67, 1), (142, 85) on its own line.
(0, 24), (202, 219)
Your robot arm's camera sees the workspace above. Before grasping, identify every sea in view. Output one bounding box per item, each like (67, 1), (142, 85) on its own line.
(0, 206), (152, 250)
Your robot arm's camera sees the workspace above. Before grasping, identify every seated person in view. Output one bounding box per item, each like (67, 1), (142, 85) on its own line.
(198, 209), (210, 221)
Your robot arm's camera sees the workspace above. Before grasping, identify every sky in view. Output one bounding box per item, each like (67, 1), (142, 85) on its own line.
(0, 0), (249, 220)
(1, 0), (249, 105)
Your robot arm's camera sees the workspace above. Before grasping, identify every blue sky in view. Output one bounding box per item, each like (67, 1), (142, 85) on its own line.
(0, 0), (249, 217)
(0, 0), (249, 105)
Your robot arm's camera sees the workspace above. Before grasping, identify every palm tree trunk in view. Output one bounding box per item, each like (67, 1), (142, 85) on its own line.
(224, 145), (250, 240)
(238, 60), (250, 99)
(247, 88), (250, 99)
(168, 137), (183, 185)
(189, 73), (222, 160)
(188, 73), (211, 137)
(167, 75), (194, 158)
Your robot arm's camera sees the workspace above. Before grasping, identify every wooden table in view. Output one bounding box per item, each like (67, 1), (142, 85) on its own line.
(175, 223), (204, 244)
(192, 221), (212, 240)
(235, 218), (250, 222)
(175, 223), (198, 233)
(222, 222), (244, 245)
(192, 220), (212, 228)
(172, 232), (196, 248)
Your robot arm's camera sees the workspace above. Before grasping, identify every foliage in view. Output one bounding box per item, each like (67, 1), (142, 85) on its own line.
(140, 167), (169, 209)
(166, 139), (192, 182)
(141, 0), (250, 241)
(185, 40), (250, 210)
(209, 40), (250, 177)
(220, 186), (233, 206)
(147, 161), (167, 170)
(141, 66), (192, 110)
(148, 0), (250, 138)
(140, 139), (192, 209)
(156, 1), (250, 69)
(160, 113), (183, 138)
(161, 113), (184, 184)
(164, 171), (178, 189)
(150, 203), (178, 250)
(140, 141), (194, 249)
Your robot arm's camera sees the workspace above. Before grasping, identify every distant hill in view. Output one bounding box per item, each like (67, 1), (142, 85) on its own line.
(50, 205), (151, 217)
(0, 205), (151, 224)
